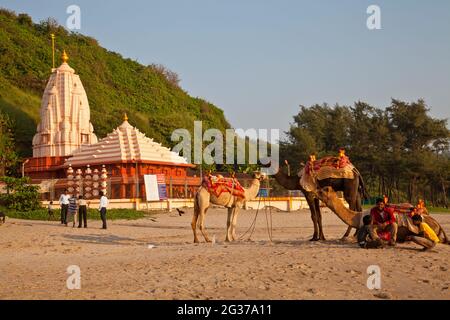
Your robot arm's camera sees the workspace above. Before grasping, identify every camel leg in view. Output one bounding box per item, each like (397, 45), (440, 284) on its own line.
(306, 195), (320, 241)
(191, 207), (200, 243)
(225, 207), (233, 242)
(231, 207), (240, 241)
(342, 226), (353, 238)
(198, 206), (211, 242)
(341, 193), (359, 239)
(315, 198), (326, 241)
(191, 193), (201, 243)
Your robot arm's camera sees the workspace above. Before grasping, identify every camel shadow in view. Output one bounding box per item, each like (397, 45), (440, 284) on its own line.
(62, 234), (144, 246)
(113, 222), (224, 232)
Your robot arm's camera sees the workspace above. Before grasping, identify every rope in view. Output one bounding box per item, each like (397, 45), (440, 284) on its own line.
(238, 195), (261, 241)
(238, 178), (274, 242)
(264, 182), (274, 242)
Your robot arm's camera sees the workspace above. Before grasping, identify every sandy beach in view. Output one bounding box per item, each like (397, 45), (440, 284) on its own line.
(0, 208), (449, 300)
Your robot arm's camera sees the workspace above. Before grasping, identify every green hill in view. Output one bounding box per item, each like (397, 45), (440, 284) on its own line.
(0, 8), (230, 157)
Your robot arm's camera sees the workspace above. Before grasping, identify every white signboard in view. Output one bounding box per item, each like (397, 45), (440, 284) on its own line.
(144, 175), (159, 201)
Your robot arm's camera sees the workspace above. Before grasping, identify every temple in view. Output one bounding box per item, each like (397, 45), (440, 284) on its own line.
(32, 50), (97, 158)
(25, 51), (199, 200)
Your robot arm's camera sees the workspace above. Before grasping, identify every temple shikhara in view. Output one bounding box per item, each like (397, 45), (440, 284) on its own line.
(32, 50), (97, 158)
(24, 51), (198, 200)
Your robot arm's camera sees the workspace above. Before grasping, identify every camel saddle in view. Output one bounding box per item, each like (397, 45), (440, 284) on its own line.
(299, 156), (355, 192)
(202, 175), (246, 199)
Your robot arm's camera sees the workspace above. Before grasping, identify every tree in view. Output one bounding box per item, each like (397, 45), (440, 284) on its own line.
(282, 99), (450, 205)
(0, 112), (19, 176)
(0, 176), (40, 211)
(17, 13), (33, 26)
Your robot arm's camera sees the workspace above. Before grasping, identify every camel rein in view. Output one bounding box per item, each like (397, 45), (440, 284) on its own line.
(239, 178), (274, 242)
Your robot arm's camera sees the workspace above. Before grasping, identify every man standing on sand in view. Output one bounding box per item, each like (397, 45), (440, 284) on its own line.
(78, 195), (88, 228)
(68, 194), (78, 227)
(370, 197), (398, 246)
(59, 189), (70, 225)
(99, 191), (108, 229)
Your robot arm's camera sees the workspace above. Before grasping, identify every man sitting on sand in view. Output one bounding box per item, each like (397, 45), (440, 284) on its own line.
(406, 215), (440, 251)
(357, 215), (384, 249)
(370, 198), (398, 246)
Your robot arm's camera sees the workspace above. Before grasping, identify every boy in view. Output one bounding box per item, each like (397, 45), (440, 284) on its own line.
(47, 201), (54, 220)
(68, 194), (78, 227)
(357, 215), (384, 249)
(407, 215), (439, 251)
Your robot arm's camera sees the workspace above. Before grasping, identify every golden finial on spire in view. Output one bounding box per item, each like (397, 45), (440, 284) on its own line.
(123, 113), (128, 122)
(62, 50), (69, 63)
(50, 34), (56, 69)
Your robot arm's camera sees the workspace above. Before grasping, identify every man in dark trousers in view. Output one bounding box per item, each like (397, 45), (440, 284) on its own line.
(98, 191), (108, 229)
(59, 189), (70, 225)
(78, 195), (88, 228)
(370, 197), (398, 246)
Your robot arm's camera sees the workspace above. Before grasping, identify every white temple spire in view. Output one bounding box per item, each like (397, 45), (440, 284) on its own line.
(32, 51), (98, 157)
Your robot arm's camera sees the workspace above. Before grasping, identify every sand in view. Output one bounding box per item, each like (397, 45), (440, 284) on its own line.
(0, 208), (449, 300)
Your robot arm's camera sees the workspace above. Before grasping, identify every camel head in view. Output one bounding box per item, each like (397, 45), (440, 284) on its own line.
(316, 186), (338, 205)
(252, 171), (267, 181)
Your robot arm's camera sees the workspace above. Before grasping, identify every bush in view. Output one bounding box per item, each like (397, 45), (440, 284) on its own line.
(0, 176), (40, 211)
(2, 207), (148, 221)
(17, 13), (32, 26)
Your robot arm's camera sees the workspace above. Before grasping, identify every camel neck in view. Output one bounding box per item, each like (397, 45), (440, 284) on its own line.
(245, 179), (261, 200)
(273, 170), (299, 190)
(321, 195), (361, 228)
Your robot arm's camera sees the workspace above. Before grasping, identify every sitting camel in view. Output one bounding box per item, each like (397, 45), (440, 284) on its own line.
(317, 186), (448, 243)
(192, 171), (266, 243)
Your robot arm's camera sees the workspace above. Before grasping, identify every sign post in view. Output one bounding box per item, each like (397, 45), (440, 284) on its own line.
(144, 174), (168, 209)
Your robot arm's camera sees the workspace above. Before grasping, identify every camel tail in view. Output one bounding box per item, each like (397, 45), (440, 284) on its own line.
(354, 168), (370, 200)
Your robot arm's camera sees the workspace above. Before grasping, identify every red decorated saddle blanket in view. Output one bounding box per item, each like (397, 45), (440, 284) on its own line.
(202, 176), (245, 199)
(299, 156), (355, 191)
(387, 203), (414, 215)
(305, 156), (352, 172)
(303, 156), (355, 180)
(386, 203), (428, 216)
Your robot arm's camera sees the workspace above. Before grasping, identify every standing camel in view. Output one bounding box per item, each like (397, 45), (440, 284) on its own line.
(269, 161), (368, 241)
(192, 172), (266, 243)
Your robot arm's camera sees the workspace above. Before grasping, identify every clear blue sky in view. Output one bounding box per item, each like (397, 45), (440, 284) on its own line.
(1, 0), (450, 134)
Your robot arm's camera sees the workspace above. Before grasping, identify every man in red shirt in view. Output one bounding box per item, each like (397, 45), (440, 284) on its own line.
(370, 198), (398, 246)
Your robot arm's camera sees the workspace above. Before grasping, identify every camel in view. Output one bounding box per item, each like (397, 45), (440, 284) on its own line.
(317, 186), (449, 243)
(192, 171), (266, 243)
(269, 162), (367, 241)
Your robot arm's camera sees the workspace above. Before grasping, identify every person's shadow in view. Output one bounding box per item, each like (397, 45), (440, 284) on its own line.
(62, 234), (144, 246)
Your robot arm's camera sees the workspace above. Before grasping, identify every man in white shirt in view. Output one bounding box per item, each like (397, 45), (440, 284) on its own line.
(99, 191), (108, 229)
(59, 189), (70, 225)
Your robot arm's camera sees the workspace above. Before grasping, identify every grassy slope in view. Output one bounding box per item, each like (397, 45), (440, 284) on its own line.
(0, 9), (230, 157)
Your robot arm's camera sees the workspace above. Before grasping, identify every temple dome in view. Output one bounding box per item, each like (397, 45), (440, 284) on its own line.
(32, 51), (97, 157)
(65, 117), (189, 167)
